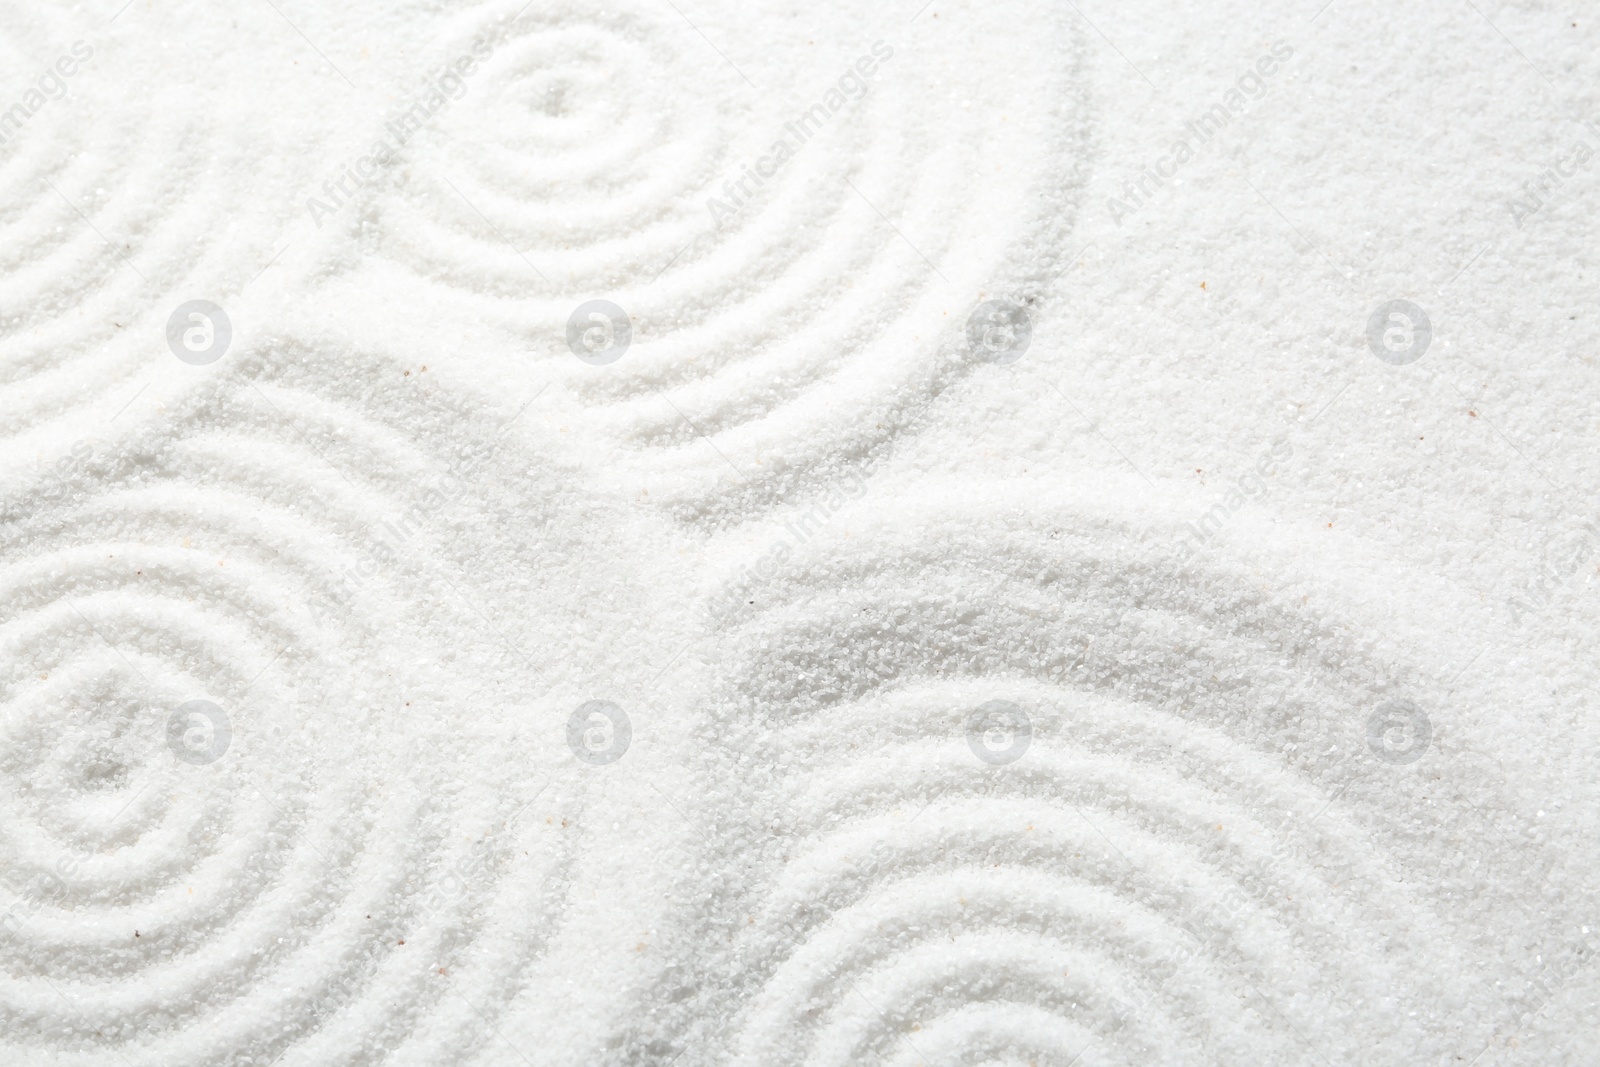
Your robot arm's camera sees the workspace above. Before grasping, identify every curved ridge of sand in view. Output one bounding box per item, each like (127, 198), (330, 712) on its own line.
(2, 1), (1596, 1065)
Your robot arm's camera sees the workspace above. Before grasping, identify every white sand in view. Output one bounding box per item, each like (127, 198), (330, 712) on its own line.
(2, 0), (1597, 1064)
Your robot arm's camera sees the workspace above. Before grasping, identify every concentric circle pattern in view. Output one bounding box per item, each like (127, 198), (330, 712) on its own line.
(0, 1), (317, 445)
(5, 1), (1586, 1064)
(0, 341), (622, 1065)
(354, 0), (1090, 507)
(617, 497), (1552, 1066)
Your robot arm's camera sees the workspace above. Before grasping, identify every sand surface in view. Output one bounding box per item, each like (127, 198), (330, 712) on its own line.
(3, 1), (1598, 1064)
